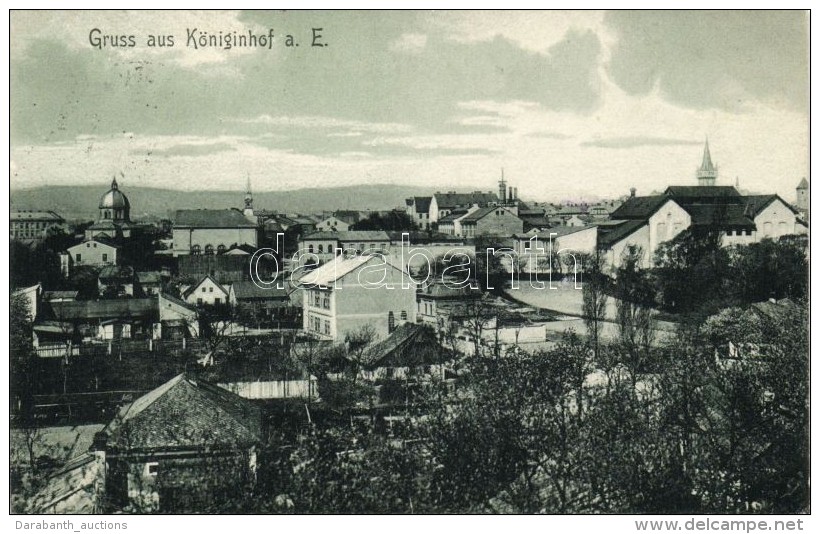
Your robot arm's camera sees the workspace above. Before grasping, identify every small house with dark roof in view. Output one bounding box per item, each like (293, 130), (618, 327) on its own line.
(405, 196), (433, 229)
(94, 374), (263, 512)
(359, 323), (447, 380)
(172, 208), (258, 257)
(428, 190), (499, 224)
(181, 274), (230, 307)
(67, 237), (120, 268)
(458, 206), (525, 238)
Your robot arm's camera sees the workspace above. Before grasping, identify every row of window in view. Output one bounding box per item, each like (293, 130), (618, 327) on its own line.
(75, 253), (109, 262)
(190, 244), (227, 255)
(306, 243), (387, 254)
(310, 315), (331, 335)
(310, 290), (331, 309)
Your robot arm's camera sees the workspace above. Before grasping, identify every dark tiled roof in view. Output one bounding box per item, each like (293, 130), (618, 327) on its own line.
(742, 195), (799, 217)
(597, 220), (646, 248)
(438, 210), (469, 223)
(609, 196), (670, 219)
(98, 265), (135, 281)
(364, 323), (444, 369)
(49, 299), (156, 320)
(411, 197), (432, 214)
(664, 186), (742, 200)
(136, 271), (162, 284)
(682, 204), (755, 228)
(433, 192), (498, 209)
(174, 209), (256, 228)
(100, 374), (262, 451)
(231, 280), (289, 300)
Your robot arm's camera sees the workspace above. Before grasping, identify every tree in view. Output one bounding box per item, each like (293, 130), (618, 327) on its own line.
(10, 292), (38, 421)
(581, 251), (609, 360)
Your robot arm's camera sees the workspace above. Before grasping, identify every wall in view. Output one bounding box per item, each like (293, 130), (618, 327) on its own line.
(753, 199), (797, 241)
(68, 241), (118, 267)
(469, 209), (524, 237)
(647, 200), (691, 259)
(172, 227), (258, 255)
(606, 224), (650, 270)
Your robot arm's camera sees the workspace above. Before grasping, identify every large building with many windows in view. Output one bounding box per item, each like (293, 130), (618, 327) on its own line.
(10, 210), (65, 241)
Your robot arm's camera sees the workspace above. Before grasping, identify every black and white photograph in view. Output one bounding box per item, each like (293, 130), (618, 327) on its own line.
(7, 7), (811, 524)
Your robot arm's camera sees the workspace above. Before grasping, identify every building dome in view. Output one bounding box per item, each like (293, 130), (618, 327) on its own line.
(99, 178), (131, 210)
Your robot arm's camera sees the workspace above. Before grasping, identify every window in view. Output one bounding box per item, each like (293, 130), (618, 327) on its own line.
(75, 253), (82, 262)
(314, 292), (321, 307)
(197, 298), (203, 306)
(209, 287), (214, 293)
(191, 244), (201, 255)
(400, 310), (407, 320)
(204, 244), (214, 255)
(308, 244), (314, 253)
(318, 245), (323, 253)
(324, 321), (330, 335)
(93, 243), (97, 248)
(214, 298), (221, 305)
(86, 243), (90, 248)
(102, 253), (108, 262)
(202, 287), (207, 293)
(217, 244), (226, 254)
(323, 294), (330, 309)
(145, 462), (159, 476)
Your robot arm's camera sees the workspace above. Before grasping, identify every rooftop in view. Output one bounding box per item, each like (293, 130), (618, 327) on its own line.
(174, 209), (257, 228)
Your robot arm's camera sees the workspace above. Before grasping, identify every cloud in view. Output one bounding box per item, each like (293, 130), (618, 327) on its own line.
(390, 33), (427, 54)
(581, 136), (702, 149)
(604, 11), (808, 113)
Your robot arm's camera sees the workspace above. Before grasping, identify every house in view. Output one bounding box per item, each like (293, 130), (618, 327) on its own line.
(297, 230), (391, 265)
(405, 196), (432, 229)
(458, 206), (524, 238)
(416, 281), (482, 325)
(67, 238), (119, 268)
(511, 225), (598, 273)
(172, 209), (258, 256)
(44, 290), (79, 303)
(136, 271), (163, 296)
(10, 210), (65, 241)
(98, 265), (135, 298)
(228, 280), (300, 326)
(314, 215), (351, 232)
(296, 253), (417, 341)
(359, 323), (447, 380)
(47, 299), (157, 341)
(182, 275), (230, 307)
(428, 190), (499, 224)
(157, 293), (199, 339)
(93, 374), (262, 512)
(12, 283), (42, 321)
(599, 193), (692, 268)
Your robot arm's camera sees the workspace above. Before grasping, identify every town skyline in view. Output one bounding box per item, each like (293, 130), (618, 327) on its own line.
(10, 11), (808, 200)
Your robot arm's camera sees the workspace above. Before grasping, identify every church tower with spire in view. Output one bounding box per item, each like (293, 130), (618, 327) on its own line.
(243, 174), (255, 221)
(696, 139), (718, 186)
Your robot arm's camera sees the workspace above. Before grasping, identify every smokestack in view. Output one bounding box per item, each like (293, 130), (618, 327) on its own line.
(514, 187), (518, 200)
(630, 187), (636, 198)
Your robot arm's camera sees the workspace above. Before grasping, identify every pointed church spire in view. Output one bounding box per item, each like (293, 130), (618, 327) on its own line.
(243, 173), (253, 212)
(111, 176), (119, 190)
(696, 138), (718, 186)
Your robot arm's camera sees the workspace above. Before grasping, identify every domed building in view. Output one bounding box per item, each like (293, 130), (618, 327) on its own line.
(85, 178), (140, 241)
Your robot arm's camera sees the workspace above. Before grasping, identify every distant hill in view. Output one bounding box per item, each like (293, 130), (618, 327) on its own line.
(10, 184), (441, 221)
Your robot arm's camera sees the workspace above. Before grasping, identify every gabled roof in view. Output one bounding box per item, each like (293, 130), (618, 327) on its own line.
(797, 178), (808, 189)
(159, 292), (198, 313)
(67, 237), (120, 251)
(174, 209), (257, 228)
(410, 196), (432, 214)
(597, 219), (646, 248)
(99, 374), (262, 451)
(460, 206), (520, 223)
(182, 274), (229, 299)
(364, 323), (444, 369)
(438, 210), (469, 223)
(609, 196), (672, 219)
(742, 195), (799, 217)
(433, 191), (498, 209)
(297, 254), (406, 288)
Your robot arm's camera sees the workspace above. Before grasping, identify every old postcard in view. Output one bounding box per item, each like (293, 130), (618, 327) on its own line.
(8, 9), (810, 522)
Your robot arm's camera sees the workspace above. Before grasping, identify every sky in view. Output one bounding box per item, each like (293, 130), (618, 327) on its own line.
(9, 10), (809, 202)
